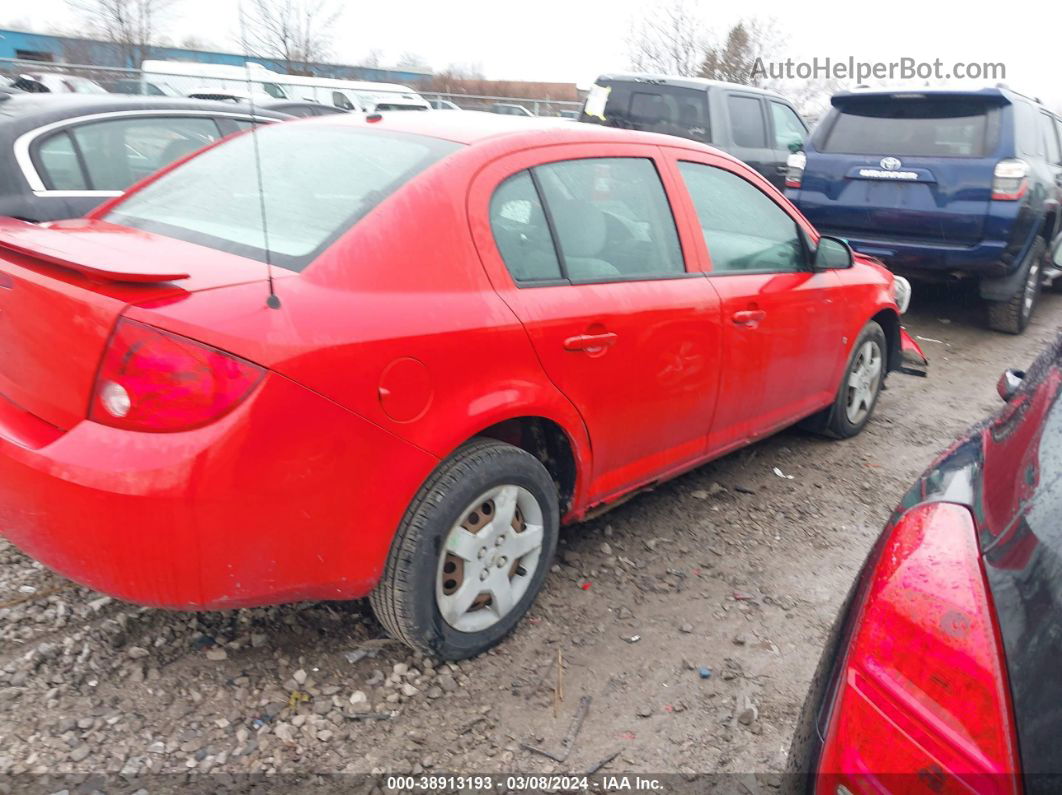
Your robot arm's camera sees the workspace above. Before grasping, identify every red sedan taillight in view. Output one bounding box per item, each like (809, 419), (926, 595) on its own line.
(90, 318), (265, 432)
(817, 502), (1020, 794)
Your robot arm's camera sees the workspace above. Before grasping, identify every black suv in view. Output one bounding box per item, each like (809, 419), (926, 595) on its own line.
(578, 73), (808, 190)
(787, 87), (1062, 334)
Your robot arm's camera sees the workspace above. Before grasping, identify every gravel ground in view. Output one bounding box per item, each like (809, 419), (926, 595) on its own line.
(1, 285), (1060, 784)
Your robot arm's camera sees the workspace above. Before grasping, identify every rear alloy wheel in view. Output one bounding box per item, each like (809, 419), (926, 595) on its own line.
(987, 238), (1044, 334)
(435, 484), (545, 633)
(804, 321), (887, 439)
(370, 438), (559, 660)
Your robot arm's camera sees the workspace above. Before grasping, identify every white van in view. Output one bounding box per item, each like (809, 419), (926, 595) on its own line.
(141, 61), (431, 113)
(141, 60), (289, 101)
(278, 75), (431, 112)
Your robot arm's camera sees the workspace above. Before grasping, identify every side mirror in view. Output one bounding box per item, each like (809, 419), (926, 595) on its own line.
(997, 369), (1025, 403)
(813, 236), (854, 270)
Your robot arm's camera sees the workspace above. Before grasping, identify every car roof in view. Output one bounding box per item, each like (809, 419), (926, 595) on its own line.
(297, 109), (738, 159)
(830, 85), (1046, 108)
(0, 93), (289, 129)
(593, 73), (790, 101)
(259, 99), (345, 114)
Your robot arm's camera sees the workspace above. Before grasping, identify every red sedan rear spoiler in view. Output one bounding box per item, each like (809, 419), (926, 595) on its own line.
(0, 217), (190, 283)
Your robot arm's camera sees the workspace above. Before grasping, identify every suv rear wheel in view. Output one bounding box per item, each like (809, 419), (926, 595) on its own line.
(370, 438), (559, 660)
(987, 238), (1044, 334)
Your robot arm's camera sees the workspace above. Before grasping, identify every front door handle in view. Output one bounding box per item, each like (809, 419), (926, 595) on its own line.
(732, 310), (766, 327)
(564, 332), (618, 351)
(776, 164), (788, 174)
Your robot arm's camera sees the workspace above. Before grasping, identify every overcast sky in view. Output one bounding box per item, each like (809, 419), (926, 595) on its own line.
(10, 0), (1061, 110)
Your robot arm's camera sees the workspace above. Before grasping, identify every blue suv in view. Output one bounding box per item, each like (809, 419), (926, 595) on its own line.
(786, 87), (1062, 333)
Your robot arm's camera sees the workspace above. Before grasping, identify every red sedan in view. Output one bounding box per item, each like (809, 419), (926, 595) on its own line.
(0, 113), (926, 659)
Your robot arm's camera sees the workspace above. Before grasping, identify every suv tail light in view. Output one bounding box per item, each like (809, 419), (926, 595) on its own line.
(90, 318), (265, 432)
(991, 159), (1028, 201)
(817, 502), (1020, 794)
(786, 151), (806, 189)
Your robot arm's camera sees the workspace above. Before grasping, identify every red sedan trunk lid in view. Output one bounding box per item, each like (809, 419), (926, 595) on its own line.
(0, 218), (269, 431)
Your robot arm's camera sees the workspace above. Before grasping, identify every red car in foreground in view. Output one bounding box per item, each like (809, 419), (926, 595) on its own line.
(789, 333), (1062, 792)
(0, 113), (925, 659)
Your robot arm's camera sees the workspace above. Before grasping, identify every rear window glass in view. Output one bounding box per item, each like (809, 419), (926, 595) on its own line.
(591, 82), (709, 142)
(70, 116), (221, 191)
(822, 97), (997, 157)
(727, 95), (766, 148)
(107, 125), (460, 271)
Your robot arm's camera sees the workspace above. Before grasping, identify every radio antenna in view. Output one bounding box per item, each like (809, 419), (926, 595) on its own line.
(238, 1), (281, 309)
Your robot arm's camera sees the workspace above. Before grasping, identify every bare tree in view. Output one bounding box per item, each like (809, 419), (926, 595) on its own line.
(775, 76), (846, 119)
(698, 18), (786, 86)
(66, 0), (178, 67)
(396, 51), (428, 69)
(362, 48), (385, 68)
(423, 62), (487, 96)
(625, 0), (705, 77)
(180, 34), (216, 51)
(440, 62), (485, 80)
(239, 0), (343, 73)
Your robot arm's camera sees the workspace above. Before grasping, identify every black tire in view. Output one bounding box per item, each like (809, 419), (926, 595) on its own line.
(803, 321), (887, 440)
(369, 438), (559, 660)
(987, 238), (1044, 334)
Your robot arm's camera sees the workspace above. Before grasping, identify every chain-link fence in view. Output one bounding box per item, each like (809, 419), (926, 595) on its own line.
(419, 92), (582, 117)
(1, 58), (584, 118)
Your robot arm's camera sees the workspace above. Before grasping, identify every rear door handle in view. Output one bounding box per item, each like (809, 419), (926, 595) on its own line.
(732, 310), (766, 326)
(775, 164), (788, 173)
(564, 332), (618, 351)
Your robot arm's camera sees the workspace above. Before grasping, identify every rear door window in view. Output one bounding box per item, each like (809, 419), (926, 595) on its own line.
(65, 116), (221, 190)
(489, 171), (563, 283)
(532, 157), (685, 282)
(727, 95), (767, 148)
(36, 131), (88, 190)
(1041, 113), (1061, 164)
(822, 97), (997, 157)
(597, 82), (709, 142)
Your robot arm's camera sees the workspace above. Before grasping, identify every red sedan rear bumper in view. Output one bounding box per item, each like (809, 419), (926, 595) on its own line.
(0, 373), (437, 609)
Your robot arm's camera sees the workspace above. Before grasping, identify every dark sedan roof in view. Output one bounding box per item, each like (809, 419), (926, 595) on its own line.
(257, 99), (347, 115)
(0, 93), (290, 133)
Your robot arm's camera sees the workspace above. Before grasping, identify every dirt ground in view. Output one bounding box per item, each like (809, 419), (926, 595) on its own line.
(2, 285), (1060, 785)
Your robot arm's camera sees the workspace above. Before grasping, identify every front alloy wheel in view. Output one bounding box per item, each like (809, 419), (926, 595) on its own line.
(845, 339), (883, 426)
(803, 320), (887, 439)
